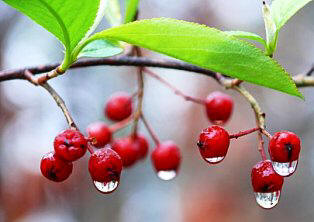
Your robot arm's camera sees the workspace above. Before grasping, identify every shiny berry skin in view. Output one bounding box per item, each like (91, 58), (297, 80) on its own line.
(205, 91), (233, 125)
(105, 92), (132, 121)
(131, 134), (149, 160)
(151, 141), (181, 172)
(268, 131), (301, 163)
(54, 129), (88, 162)
(40, 152), (73, 182)
(251, 160), (284, 193)
(197, 125), (230, 164)
(88, 147), (123, 182)
(112, 138), (139, 167)
(87, 122), (112, 148)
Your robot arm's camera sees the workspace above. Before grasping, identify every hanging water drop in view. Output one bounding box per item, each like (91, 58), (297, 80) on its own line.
(157, 170), (177, 181)
(272, 160), (298, 177)
(93, 180), (119, 194)
(205, 156), (225, 164)
(255, 191), (281, 209)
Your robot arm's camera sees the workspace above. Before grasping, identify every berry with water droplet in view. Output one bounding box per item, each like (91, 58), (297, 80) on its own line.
(151, 141), (181, 180)
(105, 92), (132, 121)
(87, 122), (112, 148)
(88, 147), (123, 194)
(54, 129), (87, 162)
(131, 134), (149, 160)
(205, 91), (233, 125)
(112, 138), (139, 167)
(268, 131), (301, 177)
(251, 160), (284, 209)
(40, 151), (73, 182)
(197, 125), (230, 164)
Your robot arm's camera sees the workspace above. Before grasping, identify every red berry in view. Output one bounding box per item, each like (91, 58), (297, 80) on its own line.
(151, 141), (181, 174)
(40, 152), (73, 182)
(197, 125), (230, 164)
(105, 92), (132, 121)
(269, 131), (301, 163)
(205, 91), (233, 125)
(87, 122), (112, 148)
(54, 129), (88, 162)
(131, 134), (149, 160)
(88, 147), (123, 183)
(268, 131), (301, 177)
(251, 160), (284, 193)
(112, 138), (139, 167)
(251, 160), (284, 209)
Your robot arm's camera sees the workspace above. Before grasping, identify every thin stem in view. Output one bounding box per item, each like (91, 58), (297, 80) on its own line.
(261, 128), (272, 139)
(257, 131), (267, 160)
(140, 113), (160, 145)
(131, 47), (145, 136)
(143, 68), (205, 104)
(109, 115), (134, 132)
(41, 82), (77, 129)
(87, 143), (94, 154)
(229, 127), (260, 139)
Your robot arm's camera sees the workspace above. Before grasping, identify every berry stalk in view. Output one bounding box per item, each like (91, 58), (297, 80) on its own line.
(229, 127), (261, 139)
(141, 113), (160, 145)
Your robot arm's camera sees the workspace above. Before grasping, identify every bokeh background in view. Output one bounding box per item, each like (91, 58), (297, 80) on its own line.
(0, 0), (314, 221)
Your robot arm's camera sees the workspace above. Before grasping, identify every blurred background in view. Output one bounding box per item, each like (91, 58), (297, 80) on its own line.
(0, 0), (314, 221)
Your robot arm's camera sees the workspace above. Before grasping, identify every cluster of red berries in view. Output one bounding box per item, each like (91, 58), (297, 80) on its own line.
(197, 125), (301, 209)
(40, 89), (301, 209)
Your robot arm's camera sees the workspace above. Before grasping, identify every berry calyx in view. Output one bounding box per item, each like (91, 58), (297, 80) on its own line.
(105, 92), (133, 121)
(197, 125), (230, 164)
(54, 129), (88, 162)
(40, 151), (73, 182)
(112, 138), (139, 167)
(131, 134), (149, 160)
(205, 91), (233, 125)
(268, 131), (301, 177)
(88, 147), (123, 184)
(87, 122), (112, 148)
(151, 141), (181, 180)
(251, 160), (284, 209)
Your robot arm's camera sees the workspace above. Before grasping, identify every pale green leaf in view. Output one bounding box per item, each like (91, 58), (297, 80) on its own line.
(3, 0), (106, 55)
(105, 0), (122, 27)
(89, 18), (302, 98)
(124, 0), (139, 23)
(271, 0), (313, 30)
(78, 39), (123, 58)
(225, 31), (267, 48)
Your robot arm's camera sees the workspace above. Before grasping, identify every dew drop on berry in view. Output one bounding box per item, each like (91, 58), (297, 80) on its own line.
(93, 180), (119, 194)
(204, 156), (225, 164)
(272, 160), (298, 177)
(157, 170), (177, 181)
(254, 191), (281, 209)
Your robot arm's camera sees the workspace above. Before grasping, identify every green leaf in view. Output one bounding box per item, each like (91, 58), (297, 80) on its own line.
(271, 0), (313, 30)
(225, 31), (267, 48)
(3, 0), (106, 67)
(78, 39), (123, 58)
(89, 18), (302, 98)
(124, 0), (139, 23)
(105, 0), (122, 27)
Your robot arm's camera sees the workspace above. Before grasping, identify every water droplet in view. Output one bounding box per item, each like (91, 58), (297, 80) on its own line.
(93, 180), (119, 194)
(157, 170), (177, 181)
(205, 156), (224, 164)
(272, 160), (298, 177)
(255, 191), (281, 209)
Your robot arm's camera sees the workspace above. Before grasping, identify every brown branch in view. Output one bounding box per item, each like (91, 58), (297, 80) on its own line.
(0, 56), (217, 82)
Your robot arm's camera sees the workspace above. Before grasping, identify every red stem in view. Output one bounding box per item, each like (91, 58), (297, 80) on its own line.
(140, 114), (161, 145)
(229, 127), (260, 139)
(143, 68), (205, 105)
(109, 115), (134, 132)
(87, 143), (94, 154)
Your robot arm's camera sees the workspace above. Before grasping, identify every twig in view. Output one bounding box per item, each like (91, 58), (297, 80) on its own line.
(143, 68), (205, 104)
(41, 82), (77, 129)
(229, 127), (260, 139)
(140, 113), (160, 145)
